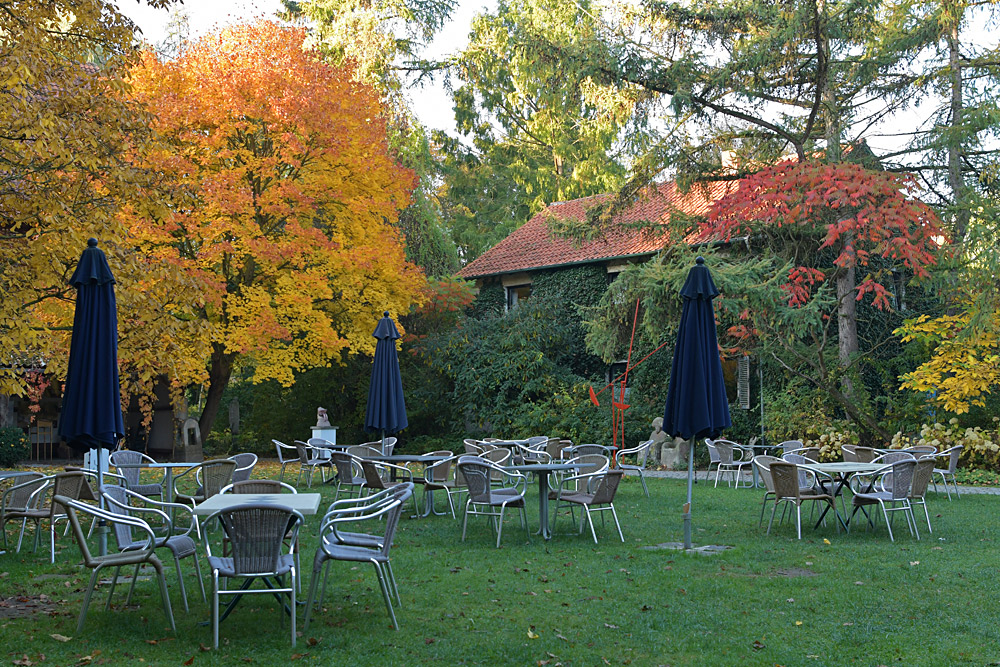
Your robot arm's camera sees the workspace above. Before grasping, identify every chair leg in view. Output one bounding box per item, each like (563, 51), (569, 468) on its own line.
(303, 558), (324, 631)
(125, 562), (142, 606)
(372, 562), (398, 630)
(610, 504), (624, 542)
(290, 571), (297, 647)
(638, 471), (649, 498)
(212, 571), (220, 649)
(106, 565), (123, 610)
(192, 552), (207, 602)
(584, 507), (598, 544)
(461, 501), (470, 542)
(78, 565), (104, 633)
(795, 504), (802, 540)
(152, 559), (176, 634)
(880, 501), (894, 542)
(766, 501), (781, 535)
(174, 554), (190, 613)
(496, 505), (507, 548)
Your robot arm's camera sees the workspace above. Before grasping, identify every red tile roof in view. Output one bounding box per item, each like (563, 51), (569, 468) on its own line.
(457, 180), (737, 279)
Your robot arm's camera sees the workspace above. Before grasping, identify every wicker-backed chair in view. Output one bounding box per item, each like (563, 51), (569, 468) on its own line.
(463, 439), (485, 455)
(222, 479), (298, 494)
(704, 439), (722, 481)
(359, 459), (419, 516)
(482, 447), (513, 487)
(304, 483), (413, 631)
(904, 445), (938, 457)
(347, 444), (383, 459)
(842, 444), (860, 462)
(551, 470), (625, 543)
(854, 446), (878, 463)
(563, 444), (613, 458)
(422, 452), (459, 517)
(173, 460), (237, 536)
(110, 450), (164, 499)
(849, 460), (918, 541)
(229, 453), (258, 484)
(205, 503), (303, 648)
(292, 441), (331, 487)
(872, 451), (916, 466)
(1, 472), (88, 562)
(714, 440), (754, 488)
(57, 495), (176, 634)
(616, 440), (653, 497)
(272, 439), (300, 484)
(777, 440), (804, 455)
(752, 455), (781, 528)
(330, 451), (366, 500)
(932, 445), (963, 500)
(909, 458), (936, 536)
(0, 473), (47, 554)
(100, 484), (205, 613)
(767, 462), (838, 539)
(457, 456), (529, 548)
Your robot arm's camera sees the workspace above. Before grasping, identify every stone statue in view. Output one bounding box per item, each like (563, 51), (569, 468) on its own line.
(650, 416), (683, 469)
(316, 407), (331, 428)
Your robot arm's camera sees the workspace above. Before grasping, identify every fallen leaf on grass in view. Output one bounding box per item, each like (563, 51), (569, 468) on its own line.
(182, 657), (194, 666)
(823, 539), (831, 545)
(795, 621), (803, 626)
(13, 655), (33, 666)
(50, 634), (71, 642)
(604, 623), (619, 629)
(909, 561), (920, 566)
(424, 639), (435, 645)
(199, 644), (211, 652)
(527, 629), (540, 640)
(752, 640), (765, 651)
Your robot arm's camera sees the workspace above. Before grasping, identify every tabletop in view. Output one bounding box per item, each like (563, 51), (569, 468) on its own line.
(800, 462), (886, 476)
(366, 454), (451, 464)
(115, 462), (201, 469)
(504, 463), (579, 473)
(192, 492), (322, 516)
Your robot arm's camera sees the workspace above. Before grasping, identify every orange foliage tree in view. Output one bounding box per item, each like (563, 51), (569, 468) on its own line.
(125, 22), (425, 435)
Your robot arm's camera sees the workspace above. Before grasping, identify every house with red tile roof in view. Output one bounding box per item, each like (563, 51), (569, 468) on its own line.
(457, 179), (736, 308)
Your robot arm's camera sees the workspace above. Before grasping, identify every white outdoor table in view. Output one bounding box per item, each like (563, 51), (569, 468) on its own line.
(504, 462), (579, 540)
(193, 492), (322, 516)
(799, 462), (887, 530)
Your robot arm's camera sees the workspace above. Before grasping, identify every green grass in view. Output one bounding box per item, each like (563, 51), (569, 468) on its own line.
(2, 464), (999, 666)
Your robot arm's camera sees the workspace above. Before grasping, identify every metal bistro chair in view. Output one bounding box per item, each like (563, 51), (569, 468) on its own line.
(713, 440), (754, 488)
(850, 459), (918, 541)
(359, 459), (419, 516)
(932, 445), (963, 500)
(704, 439), (722, 482)
(172, 460), (237, 537)
(422, 452), (460, 518)
(616, 440), (653, 497)
(273, 439), (300, 484)
(767, 461), (838, 540)
(753, 455), (780, 528)
(228, 453), (258, 484)
(909, 458), (936, 536)
(293, 441), (331, 488)
(0, 472), (88, 563)
(551, 469), (625, 543)
(206, 503), (304, 649)
(220, 479), (301, 592)
(457, 456), (529, 548)
(330, 451), (367, 500)
(100, 484), (206, 613)
(110, 449), (165, 499)
(305, 483), (413, 631)
(57, 495), (176, 634)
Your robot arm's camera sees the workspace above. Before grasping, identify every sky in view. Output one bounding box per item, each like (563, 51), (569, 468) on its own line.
(114, 0), (487, 136)
(115, 0), (997, 163)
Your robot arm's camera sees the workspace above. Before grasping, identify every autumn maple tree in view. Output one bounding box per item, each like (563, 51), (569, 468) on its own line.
(125, 22), (426, 436)
(704, 160), (944, 440)
(0, 0), (212, 425)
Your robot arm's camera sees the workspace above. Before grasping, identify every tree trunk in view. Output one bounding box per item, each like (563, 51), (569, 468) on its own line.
(836, 262), (859, 398)
(199, 343), (234, 439)
(945, 14), (970, 242)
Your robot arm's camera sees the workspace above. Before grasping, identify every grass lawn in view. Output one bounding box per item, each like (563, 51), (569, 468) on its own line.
(1, 462), (998, 666)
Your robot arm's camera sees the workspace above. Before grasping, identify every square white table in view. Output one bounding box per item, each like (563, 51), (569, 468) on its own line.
(193, 492), (322, 516)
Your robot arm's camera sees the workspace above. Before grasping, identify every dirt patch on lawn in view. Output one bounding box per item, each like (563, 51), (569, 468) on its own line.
(773, 567), (817, 577)
(0, 595), (62, 619)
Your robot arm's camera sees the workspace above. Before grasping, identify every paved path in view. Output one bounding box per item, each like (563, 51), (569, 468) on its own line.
(638, 467), (1000, 495)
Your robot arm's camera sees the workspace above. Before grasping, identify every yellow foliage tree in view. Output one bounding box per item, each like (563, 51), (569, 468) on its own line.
(125, 22), (426, 435)
(897, 308), (1000, 414)
(0, 0), (212, 426)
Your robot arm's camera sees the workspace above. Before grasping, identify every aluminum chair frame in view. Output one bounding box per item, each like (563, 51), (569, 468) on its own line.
(932, 445), (962, 500)
(457, 456), (529, 548)
(616, 440), (653, 497)
(272, 439), (300, 484)
(205, 503), (303, 649)
(56, 495), (176, 634)
(110, 449), (165, 499)
(551, 470), (625, 543)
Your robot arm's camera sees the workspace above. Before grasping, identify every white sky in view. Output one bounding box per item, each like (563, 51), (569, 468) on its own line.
(114, 0), (485, 135)
(115, 1), (997, 163)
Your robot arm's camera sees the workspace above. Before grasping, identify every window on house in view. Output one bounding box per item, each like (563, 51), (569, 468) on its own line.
(506, 284), (532, 310)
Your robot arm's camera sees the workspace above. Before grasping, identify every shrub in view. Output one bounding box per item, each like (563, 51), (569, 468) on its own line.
(0, 427), (30, 466)
(890, 418), (1000, 470)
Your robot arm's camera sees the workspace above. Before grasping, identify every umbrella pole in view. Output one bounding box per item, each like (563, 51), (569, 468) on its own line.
(683, 438), (694, 550)
(96, 448), (108, 556)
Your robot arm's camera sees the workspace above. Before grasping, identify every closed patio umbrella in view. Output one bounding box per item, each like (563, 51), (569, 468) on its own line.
(364, 311), (407, 448)
(662, 257), (731, 549)
(58, 238), (124, 554)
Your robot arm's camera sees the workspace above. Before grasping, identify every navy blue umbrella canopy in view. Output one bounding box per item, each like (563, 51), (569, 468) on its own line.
(364, 311), (408, 436)
(58, 239), (125, 452)
(663, 257), (732, 440)
(662, 257), (731, 549)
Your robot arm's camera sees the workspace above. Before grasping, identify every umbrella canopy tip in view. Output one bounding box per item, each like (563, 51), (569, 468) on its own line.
(383, 310), (390, 317)
(88, 237), (99, 247)
(695, 256), (705, 265)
